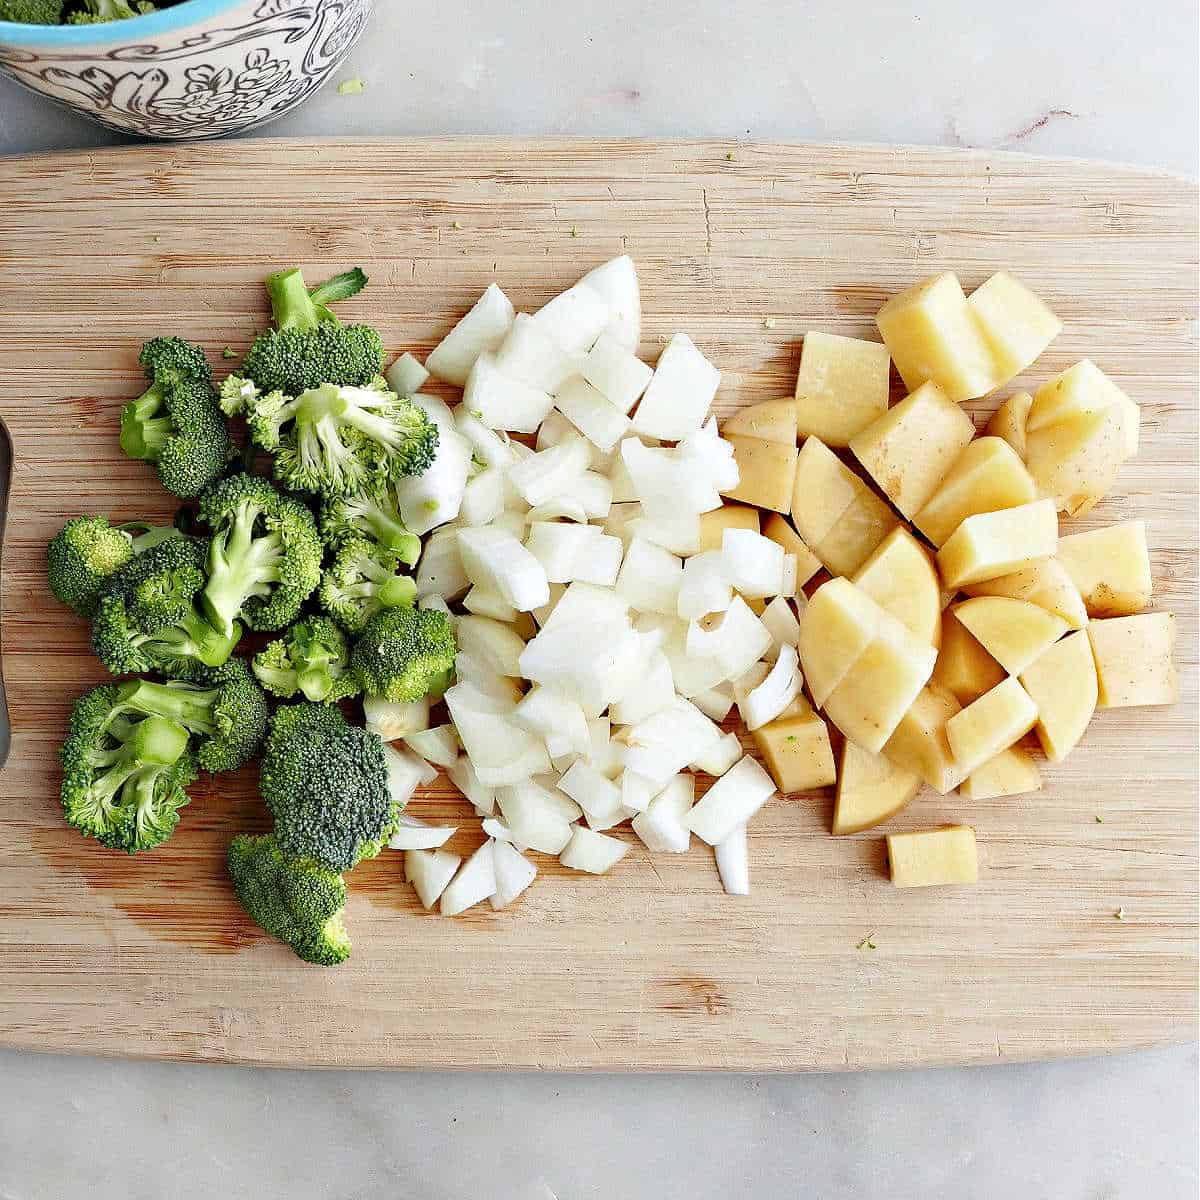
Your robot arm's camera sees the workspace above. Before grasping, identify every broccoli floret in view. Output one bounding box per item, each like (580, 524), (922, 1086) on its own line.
(0, 0), (64, 21)
(110, 658), (270, 773)
(91, 537), (239, 681)
(259, 702), (397, 872)
(67, 0), (156, 20)
(351, 604), (456, 702)
(320, 487), (421, 564)
(60, 683), (197, 853)
(240, 267), (383, 397)
(120, 337), (232, 498)
(227, 834), (350, 966)
(252, 616), (360, 704)
(317, 535), (417, 635)
(197, 473), (322, 637)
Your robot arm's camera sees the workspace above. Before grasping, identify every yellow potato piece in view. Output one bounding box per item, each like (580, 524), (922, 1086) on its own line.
(833, 740), (921, 835)
(815, 490), (901, 579)
(722, 434), (799, 513)
(697, 504), (760, 554)
(963, 557), (1088, 631)
(1056, 521), (1152, 618)
(985, 391), (1032, 459)
(945, 677), (1039, 776)
(1019, 629), (1097, 761)
(761, 513), (821, 589)
(937, 499), (1058, 589)
(849, 381), (976, 519)
(799, 577), (882, 706)
(960, 745), (1042, 800)
(1087, 613), (1178, 708)
(966, 271), (1062, 385)
(852, 527), (942, 646)
(913, 436), (1036, 547)
(887, 826), (977, 888)
(1028, 359), (1125, 431)
(951, 596), (1069, 677)
(932, 609), (1006, 705)
(882, 681), (966, 794)
(794, 331), (891, 448)
(753, 712), (837, 794)
(875, 273), (999, 402)
(722, 397), (798, 445)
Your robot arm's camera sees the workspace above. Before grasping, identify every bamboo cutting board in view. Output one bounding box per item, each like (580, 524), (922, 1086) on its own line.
(0, 140), (1195, 1071)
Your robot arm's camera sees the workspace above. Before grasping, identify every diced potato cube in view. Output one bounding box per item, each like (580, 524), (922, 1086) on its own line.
(963, 558), (1088, 631)
(1019, 629), (1097, 761)
(945, 677), (1039, 775)
(960, 745), (1041, 800)
(852, 527), (942, 646)
(697, 504), (760, 554)
(1056, 521), (1152, 618)
(932, 609), (1006, 706)
(882, 681), (965, 794)
(817, 489), (900, 579)
(1027, 358), (1126, 431)
(1087, 613), (1177, 708)
(794, 332), (891, 447)
(849, 381), (976, 519)
(951, 596), (1069, 676)
(967, 271), (1062, 384)
(722, 397), (798, 445)
(875, 273), (998, 402)
(722, 434), (798, 513)
(985, 391), (1032, 459)
(753, 712), (837, 793)
(913, 436), (1036, 547)
(937, 499), (1058, 589)
(887, 826), (978, 887)
(798, 576), (882, 706)
(761, 513), (821, 589)
(832, 740), (921, 835)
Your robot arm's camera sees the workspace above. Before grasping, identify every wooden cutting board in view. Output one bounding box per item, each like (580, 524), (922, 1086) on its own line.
(0, 140), (1195, 1071)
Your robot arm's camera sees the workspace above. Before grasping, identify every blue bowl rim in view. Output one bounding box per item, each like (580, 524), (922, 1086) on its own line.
(0, 0), (245, 46)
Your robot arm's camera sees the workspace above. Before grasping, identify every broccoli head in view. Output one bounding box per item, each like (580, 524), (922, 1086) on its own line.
(252, 616), (360, 704)
(91, 536), (239, 681)
(352, 604), (456, 702)
(259, 703), (397, 872)
(0, 0), (65, 21)
(240, 267), (383, 397)
(227, 834), (350, 966)
(111, 658), (270, 774)
(60, 683), (197, 853)
(317, 535), (417, 636)
(120, 337), (233, 498)
(320, 487), (421, 565)
(197, 472), (322, 637)
(67, 0), (157, 20)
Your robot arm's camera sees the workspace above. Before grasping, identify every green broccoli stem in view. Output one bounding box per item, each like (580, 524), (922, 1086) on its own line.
(297, 666), (336, 703)
(266, 269), (324, 332)
(143, 609), (239, 669)
(118, 523), (181, 554)
(348, 498), (420, 562)
(120, 385), (171, 461)
(378, 575), (418, 609)
(202, 499), (282, 636)
(117, 679), (220, 737)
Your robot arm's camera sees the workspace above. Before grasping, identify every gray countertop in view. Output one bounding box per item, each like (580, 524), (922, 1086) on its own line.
(0, 2), (1196, 1197)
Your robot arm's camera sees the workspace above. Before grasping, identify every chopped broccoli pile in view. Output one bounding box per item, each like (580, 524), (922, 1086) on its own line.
(252, 615), (360, 704)
(0, 0), (173, 21)
(0, 0), (62, 20)
(351, 604), (456, 702)
(318, 535), (417, 636)
(320, 487), (422, 564)
(67, 0), (156, 21)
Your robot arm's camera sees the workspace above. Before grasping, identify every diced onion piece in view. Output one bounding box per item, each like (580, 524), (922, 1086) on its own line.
(449, 676), (518, 715)
(457, 527), (550, 611)
(657, 618), (730, 698)
(616, 536), (683, 616)
(692, 730), (743, 776)
(632, 333), (720, 440)
(690, 683), (735, 722)
(455, 409), (517, 471)
(403, 724), (461, 768)
(678, 551), (733, 621)
(456, 614), (526, 677)
(603, 501), (642, 545)
(416, 527), (469, 600)
(620, 770), (657, 814)
(447, 755), (497, 816)
(495, 313), (580, 393)
(394, 394), (472, 536)
(525, 522), (623, 586)
(440, 840), (497, 916)
(624, 700), (722, 787)
(684, 755), (776, 845)
(780, 554), (798, 598)
(364, 695), (430, 740)
(531, 582), (567, 628)
(559, 826), (629, 874)
(686, 597), (773, 683)
(535, 408), (578, 451)
(583, 716), (624, 779)
(631, 775), (695, 852)
(761, 596), (801, 656)
(741, 645), (802, 731)
(481, 817), (515, 841)
(714, 823), (750, 895)
(388, 813), (457, 851)
(490, 840), (538, 909)
(620, 438), (722, 517)
(721, 528), (785, 598)
(497, 782), (574, 853)
(418, 594), (452, 615)
(508, 438), (591, 509)
(607, 449), (640, 503)
(558, 760), (624, 828)
(426, 284), (515, 386)
(531, 778), (585, 822)
(464, 353), (555, 434)
(610, 652), (676, 725)
(554, 376), (631, 453)
(532, 283), (611, 353)
(513, 686), (591, 758)
(578, 256), (641, 351)
(582, 332), (653, 413)
(386, 351), (430, 397)
(461, 586), (517, 623)
(405, 848), (462, 909)
(445, 689), (550, 786)
(628, 511), (700, 556)
(460, 466), (507, 527)
(381, 743), (435, 811)
(678, 419), (740, 494)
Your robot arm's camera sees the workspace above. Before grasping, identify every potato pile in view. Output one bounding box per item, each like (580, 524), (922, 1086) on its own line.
(715, 270), (1177, 887)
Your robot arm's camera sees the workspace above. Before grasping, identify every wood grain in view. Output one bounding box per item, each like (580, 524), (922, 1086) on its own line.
(0, 139), (1195, 1071)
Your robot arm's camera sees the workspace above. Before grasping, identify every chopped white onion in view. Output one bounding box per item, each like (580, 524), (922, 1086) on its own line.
(532, 282), (611, 353)
(558, 760), (624, 828)
(690, 683), (735, 722)
(631, 775), (694, 852)
(406, 847), (462, 910)
(462, 585), (520, 623)
(364, 695), (430, 740)
(513, 686), (591, 758)
(741, 644), (802, 731)
(455, 408), (517, 471)
(495, 313), (580, 393)
(388, 813), (457, 851)
(509, 438), (591, 508)
(386, 351), (430, 397)
(714, 823), (750, 895)
(761, 596), (801, 656)
(686, 598), (773, 683)
(525, 522), (623, 586)
(382, 743), (435, 811)
(615, 536), (683, 616)
(554, 376), (631, 453)
(455, 614), (527, 677)
(457, 527), (550, 612)
(447, 755), (497, 816)
(459, 466), (507, 527)
(691, 730), (743, 777)
(497, 783), (574, 854)
(721, 528), (785, 598)
(464, 352), (555, 434)
(578, 256), (641, 351)
(582, 332), (652, 413)
(678, 551), (733, 621)
(631, 333), (720, 440)
(481, 817), (515, 842)
(559, 826), (629, 874)
(490, 840), (538, 909)
(403, 724), (462, 768)
(684, 756), (777, 845)
(426, 284), (515, 386)
(620, 770), (656, 814)
(628, 511), (701, 556)
(440, 840), (497, 916)
(609, 652), (676, 726)
(415, 527), (469, 600)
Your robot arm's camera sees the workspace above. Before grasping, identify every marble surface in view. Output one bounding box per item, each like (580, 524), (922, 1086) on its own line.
(0, 1), (1197, 1197)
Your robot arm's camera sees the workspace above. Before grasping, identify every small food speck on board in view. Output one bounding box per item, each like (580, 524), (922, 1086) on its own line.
(1114, 907), (1126, 920)
(570, 226), (579, 238)
(222, 347), (237, 360)
(724, 152), (735, 162)
(452, 221), (462, 230)
(763, 317), (777, 330)
(1095, 814), (1104, 823)
(856, 933), (878, 950)
(337, 78), (365, 96)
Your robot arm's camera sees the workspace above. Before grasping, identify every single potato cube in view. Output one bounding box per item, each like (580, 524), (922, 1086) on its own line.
(833, 740), (921, 835)
(951, 596), (1069, 677)
(933, 609), (1006, 705)
(794, 331), (891, 447)
(723, 434), (799, 513)
(945, 677), (1039, 776)
(761, 513), (821, 589)
(1087, 613), (1178, 708)
(852, 527), (942, 646)
(960, 745), (1041, 800)
(849, 381), (976, 519)
(875, 273), (998, 402)
(698, 504), (760, 554)
(937, 499), (1058, 589)
(913, 436), (1036, 547)
(1019, 629), (1097, 761)
(887, 826), (978, 888)
(818, 489), (902, 579)
(882, 681), (966, 794)
(798, 576), (881, 706)
(985, 391), (1033, 459)
(967, 271), (1062, 385)
(1056, 521), (1152, 618)
(722, 397), (798, 445)
(963, 558), (1088, 631)
(753, 711), (837, 793)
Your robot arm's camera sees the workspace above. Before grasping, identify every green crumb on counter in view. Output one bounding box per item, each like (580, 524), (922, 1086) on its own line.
(724, 151), (735, 161)
(856, 933), (877, 951)
(1095, 814), (1104, 823)
(337, 78), (365, 95)
(1114, 907), (1125, 920)
(570, 226), (579, 238)
(222, 346), (237, 360)
(452, 220), (462, 230)
(763, 317), (777, 329)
